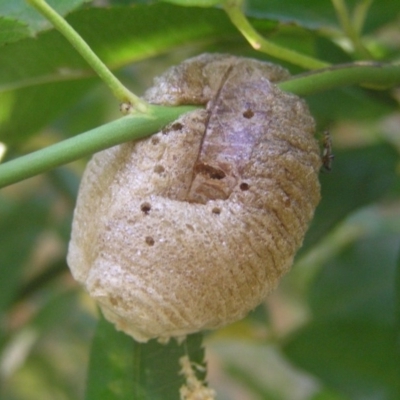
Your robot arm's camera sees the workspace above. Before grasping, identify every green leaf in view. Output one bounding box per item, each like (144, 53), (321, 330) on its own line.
(310, 233), (399, 325)
(0, 0), (90, 45)
(86, 314), (206, 400)
(0, 16), (30, 44)
(0, 288), (96, 400)
(285, 321), (399, 399)
(311, 389), (350, 400)
(313, 36), (352, 65)
(284, 228), (400, 399)
(1, 79), (99, 145)
(0, 4), (241, 143)
(245, 0), (400, 32)
(395, 246), (400, 364)
(106, 0), (156, 4)
(0, 195), (49, 312)
(302, 143), (399, 251)
(307, 87), (397, 123)
(161, 0), (222, 6)
(245, 0), (339, 30)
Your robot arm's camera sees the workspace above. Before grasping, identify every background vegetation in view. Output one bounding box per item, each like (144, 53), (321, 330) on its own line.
(0, 0), (399, 399)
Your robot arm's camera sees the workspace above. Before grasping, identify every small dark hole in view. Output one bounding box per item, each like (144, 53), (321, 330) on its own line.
(140, 202), (151, 214)
(212, 207), (221, 215)
(145, 236), (155, 246)
(195, 163), (225, 180)
(171, 122), (184, 131)
(109, 296), (119, 306)
(243, 109), (254, 119)
(240, 182), (250, 191)
(154, 165), (165, 174)
(151, 137), (160, 145)
(209, 170), (225, 180)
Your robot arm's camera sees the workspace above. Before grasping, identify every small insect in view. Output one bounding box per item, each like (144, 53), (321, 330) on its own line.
(322, 130), (334, 171)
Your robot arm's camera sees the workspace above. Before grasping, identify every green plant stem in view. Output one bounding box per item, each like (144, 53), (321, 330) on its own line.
(0, 105), (197, 188)
(331, 0), (353, 36)
(26, 0), (149, 112)
(331, 0), (371, 59)
(1, 61), (399, 189)
(353, 0), (373, 36)
(279, 61), (400, 96)
(223, 1), (329, 70)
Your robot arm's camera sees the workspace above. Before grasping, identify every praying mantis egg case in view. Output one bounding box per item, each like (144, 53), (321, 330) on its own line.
(67, 53), (321, 343)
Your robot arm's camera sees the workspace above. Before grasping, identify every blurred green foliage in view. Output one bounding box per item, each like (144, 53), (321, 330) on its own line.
(0, 0), (399, 399)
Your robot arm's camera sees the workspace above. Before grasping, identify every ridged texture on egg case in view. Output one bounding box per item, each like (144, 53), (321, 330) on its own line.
(67, 54), (321, 342)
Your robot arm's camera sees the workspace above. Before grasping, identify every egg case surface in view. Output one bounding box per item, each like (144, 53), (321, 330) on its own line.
(67, 53), (321, 342)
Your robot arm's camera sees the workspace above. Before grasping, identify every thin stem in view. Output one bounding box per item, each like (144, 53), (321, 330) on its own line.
(353, 0), (373, 36)
(331, 0), (352, 36)
(331, 0), (371, 59)
(26, 0), (149, 112)
(0, 105), (197, 188)
(278, 61), (400, 96)
(223, 1), (329, 70)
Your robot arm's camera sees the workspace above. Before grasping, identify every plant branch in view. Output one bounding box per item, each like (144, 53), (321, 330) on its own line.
(353, 0), (373, 36)
(1, 61), (399, 189)
(0, 105), (197, 188)
(330, 0), (371, 59)
(26, 0), (149, 112)
(279, 61), (400, 96)
(223, 0), (329, 70)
